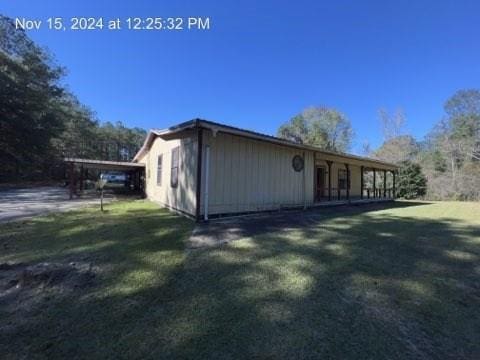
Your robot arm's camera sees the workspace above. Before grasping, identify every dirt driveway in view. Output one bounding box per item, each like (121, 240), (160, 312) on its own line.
(0, 187), (104, 223)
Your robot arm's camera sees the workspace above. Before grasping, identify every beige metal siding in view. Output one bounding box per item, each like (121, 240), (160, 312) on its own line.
(137, 133), (197, 216)
(202, 131), (314, 215)
(349, 165), (362, 196)
(137, 127), (390, 219)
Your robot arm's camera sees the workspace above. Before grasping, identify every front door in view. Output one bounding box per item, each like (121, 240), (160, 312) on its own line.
(315, 167), (326, 201)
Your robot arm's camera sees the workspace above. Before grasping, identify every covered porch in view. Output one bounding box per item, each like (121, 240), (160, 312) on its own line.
(313, 155), (397, 204)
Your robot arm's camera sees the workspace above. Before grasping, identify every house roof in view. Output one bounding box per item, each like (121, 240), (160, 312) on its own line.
(133, 119), (398, 169)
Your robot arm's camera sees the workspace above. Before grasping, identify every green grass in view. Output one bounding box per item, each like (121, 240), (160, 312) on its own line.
(1, 201), (480, 359)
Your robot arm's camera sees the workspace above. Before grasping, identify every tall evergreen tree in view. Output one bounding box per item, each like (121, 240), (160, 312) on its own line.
(0, 15), (65, 179)
(0, 15), (147, 181)
(397, 161), (427, 199)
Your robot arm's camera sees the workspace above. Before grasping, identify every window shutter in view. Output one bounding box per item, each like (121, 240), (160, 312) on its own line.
(157, 155), (163, 186)
(170, 147), (179, 188)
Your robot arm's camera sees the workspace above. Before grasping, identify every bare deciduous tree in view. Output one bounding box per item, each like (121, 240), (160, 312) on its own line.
(278, 106), (354, 152)
(378, 108), (406, 141)
(361, 140), (372, 156)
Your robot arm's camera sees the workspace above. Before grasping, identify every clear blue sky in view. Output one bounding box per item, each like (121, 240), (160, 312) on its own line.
(3, 0), (480, 153)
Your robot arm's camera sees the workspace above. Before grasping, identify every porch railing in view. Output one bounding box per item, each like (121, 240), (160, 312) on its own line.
(362, 187), (395, 199)
(316, 187), (351, 202)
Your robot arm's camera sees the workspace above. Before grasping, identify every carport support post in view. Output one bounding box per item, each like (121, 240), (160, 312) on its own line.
(80, 165), (84, 192)
(345, 163), (350, 201)
(383, 170), (387, 198)
(360, 166), (364, 199)
(327, 161), (332, 201)
(373, 168), (376, 198)
(134, 170), (139, 190)
(69, 162), (74, 200)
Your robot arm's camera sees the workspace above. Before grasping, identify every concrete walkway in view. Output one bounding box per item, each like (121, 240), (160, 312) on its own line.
(0, 187), (108, 223)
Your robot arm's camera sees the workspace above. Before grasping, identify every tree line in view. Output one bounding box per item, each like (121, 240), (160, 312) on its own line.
(1, 14), (478, 199)
(0, 15), (146, 182)
(277, 91), (480, 201)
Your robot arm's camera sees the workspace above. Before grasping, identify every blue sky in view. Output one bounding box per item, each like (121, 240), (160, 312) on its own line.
(3, 0), (480, 153)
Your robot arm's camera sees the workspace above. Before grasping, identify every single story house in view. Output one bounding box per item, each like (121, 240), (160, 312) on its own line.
(133, 119), (398, 221)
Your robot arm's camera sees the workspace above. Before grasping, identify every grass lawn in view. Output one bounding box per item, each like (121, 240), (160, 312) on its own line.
(1, 200), (480, 359)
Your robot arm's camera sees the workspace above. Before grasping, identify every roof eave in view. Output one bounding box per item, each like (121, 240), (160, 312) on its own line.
(195, 120), (398, 169)
(133, 118), (398, 169)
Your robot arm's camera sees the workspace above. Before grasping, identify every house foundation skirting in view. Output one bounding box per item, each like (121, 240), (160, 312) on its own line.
(312, 198), (394, 208)
(201, 198), (395, 222)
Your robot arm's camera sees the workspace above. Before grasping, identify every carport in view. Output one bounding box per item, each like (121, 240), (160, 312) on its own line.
(64, 158), (145, 199)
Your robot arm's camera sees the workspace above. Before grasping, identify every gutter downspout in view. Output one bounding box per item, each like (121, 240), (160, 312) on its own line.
(303, 151), (307, 210)
(195, 124), (203, 222)
(204, 145), (210, 221)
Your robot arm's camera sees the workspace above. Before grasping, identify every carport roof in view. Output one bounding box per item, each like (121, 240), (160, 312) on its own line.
(64, 158), (145, 171)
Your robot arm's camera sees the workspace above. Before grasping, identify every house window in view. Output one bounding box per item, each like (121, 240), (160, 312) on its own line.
(170, 147), (179, 188)
(157, 155), (163, 186)
(338, 169), (350, 190)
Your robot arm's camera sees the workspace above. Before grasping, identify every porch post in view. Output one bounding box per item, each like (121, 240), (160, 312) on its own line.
(383, 170), (387, 198)
(327, 161), (332, 201)
(69, 162), (74, 200)
(392, 170), (396, 198)
(373, 168), (376, 198)
(360, 166), (364, 199)
(345, 163), (350, 201)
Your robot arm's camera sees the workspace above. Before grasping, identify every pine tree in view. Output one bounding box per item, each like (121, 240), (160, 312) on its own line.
(397, 161), (427, 199)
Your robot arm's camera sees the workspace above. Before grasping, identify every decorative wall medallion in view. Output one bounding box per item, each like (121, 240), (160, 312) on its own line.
(292, 155), (304, 172)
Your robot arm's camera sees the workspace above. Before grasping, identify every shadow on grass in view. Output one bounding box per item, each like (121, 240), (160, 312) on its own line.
(192, 200), (435, 245)
(1, 201), (480, 359)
